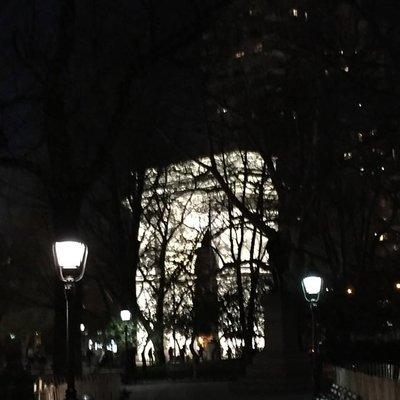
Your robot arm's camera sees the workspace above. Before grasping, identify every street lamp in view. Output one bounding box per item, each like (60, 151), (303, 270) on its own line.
(53, 240), (88, 400)
(301, 271), (323, 397)
(302, 274), (323, 304)
(120, 310), (131, 382)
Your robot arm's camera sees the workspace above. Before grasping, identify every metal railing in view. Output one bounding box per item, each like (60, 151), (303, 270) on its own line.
(34, 373), (121, 400)
(339, 363), (400, 381)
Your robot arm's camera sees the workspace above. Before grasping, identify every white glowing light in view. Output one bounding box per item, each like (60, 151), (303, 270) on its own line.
(111, 339), (118, 353)
(120, 310), (131, 321)
(302, 276), (322, 295)
(80, 323), (85, 332)
(54, 241), (86, 269)
(94, 342), (102, 350)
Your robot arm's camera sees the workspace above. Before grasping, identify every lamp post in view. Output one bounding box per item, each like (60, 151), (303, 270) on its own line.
(53, 240), (88, 400)
(301, 272), (323, 397)
(120, 310), (131, 381)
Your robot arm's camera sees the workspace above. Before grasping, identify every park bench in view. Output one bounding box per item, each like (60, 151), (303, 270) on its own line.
(317, 383), (362, 400)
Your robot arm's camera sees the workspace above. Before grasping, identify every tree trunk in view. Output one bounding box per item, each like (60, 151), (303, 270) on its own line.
(153, 325), (166, 365)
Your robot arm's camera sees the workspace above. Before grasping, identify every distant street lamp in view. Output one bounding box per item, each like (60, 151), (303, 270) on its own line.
(346, 285), (354, 296)
(301, 271), (323, 397)
(53, 240), (88, 400)
(120, 310), (131, 382)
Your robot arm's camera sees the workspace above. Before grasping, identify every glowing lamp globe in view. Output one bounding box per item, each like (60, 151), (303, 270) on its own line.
(53, 240), (88, 283)
(120, 310), (131, 322)
(301, 273), (323, 303)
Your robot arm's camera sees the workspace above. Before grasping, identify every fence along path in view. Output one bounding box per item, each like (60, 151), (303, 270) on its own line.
(34, 373), (121, 400)
(335, 366), (400, 400)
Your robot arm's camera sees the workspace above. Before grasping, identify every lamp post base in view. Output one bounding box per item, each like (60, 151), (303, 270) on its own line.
(246, 291), (312, 393)
(65, 387), (78, 400)
(244, 350), (312, 393)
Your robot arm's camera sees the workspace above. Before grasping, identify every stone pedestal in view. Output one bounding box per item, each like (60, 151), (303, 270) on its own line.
(243, 291), (312, 393)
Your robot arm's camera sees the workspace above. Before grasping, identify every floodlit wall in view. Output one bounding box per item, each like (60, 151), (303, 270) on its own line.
(125, 150), (278, 359)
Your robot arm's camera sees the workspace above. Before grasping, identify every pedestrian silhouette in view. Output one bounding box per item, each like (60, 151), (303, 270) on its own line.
(168, 347), (174, 363)
(147, 348), (154, 365)
(227, 347), (232, 360)
(198, 345), (204, 361)
(179, 346), (186, 363)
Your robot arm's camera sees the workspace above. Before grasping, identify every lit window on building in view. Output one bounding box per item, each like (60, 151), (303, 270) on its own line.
(290, 8), (298, 17)
(235, 50), (245, 59)
(343, 152), (352, 160)
(254, 43), (263, 53)
(217, 107), (228, 114)
(379, 233), (388, 242)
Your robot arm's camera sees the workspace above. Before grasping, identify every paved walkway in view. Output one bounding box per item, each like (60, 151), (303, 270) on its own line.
(123, 381), (312, 400)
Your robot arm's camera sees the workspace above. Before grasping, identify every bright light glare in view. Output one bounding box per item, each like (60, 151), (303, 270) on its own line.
(302, 276), (322, 295)
(55, 241), (86, 269)
(120, 309), (131, 321)
(110, 339), (118, 353)
(346, 287), (353, 295)
(80, 323), (85, 332)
